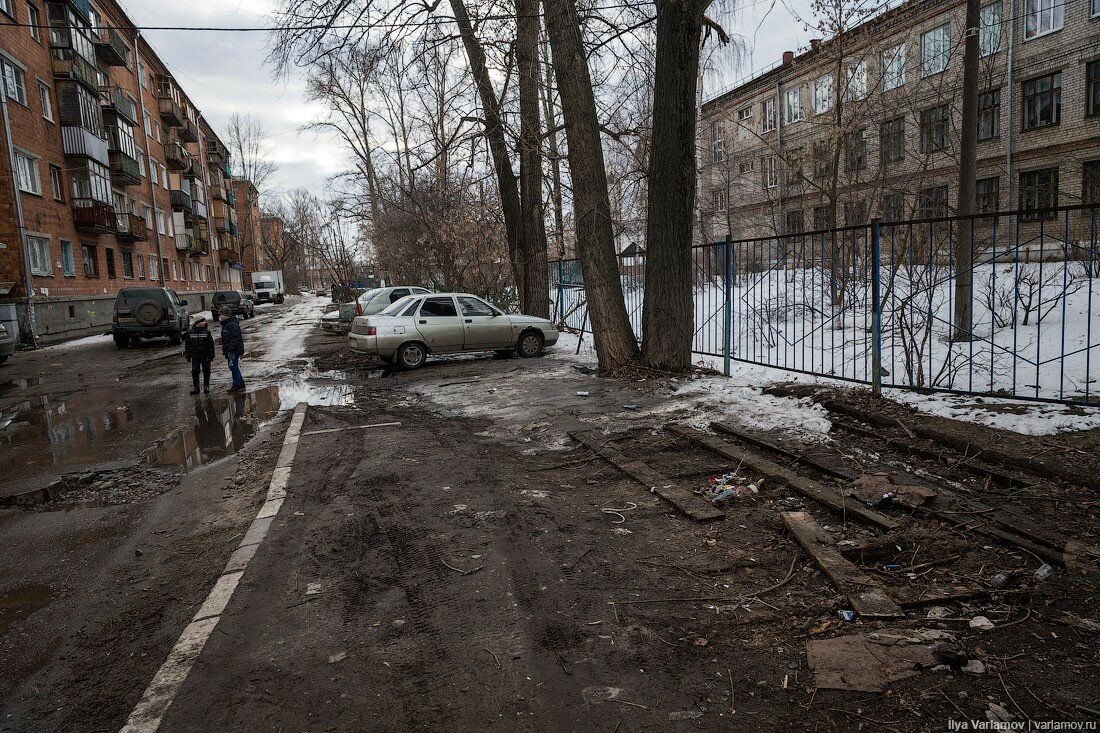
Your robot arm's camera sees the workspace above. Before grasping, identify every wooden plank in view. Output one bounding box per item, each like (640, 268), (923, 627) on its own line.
(570, 431), (725, 522)
(670, 425), (899, 531)
(781, 511), (904, 619)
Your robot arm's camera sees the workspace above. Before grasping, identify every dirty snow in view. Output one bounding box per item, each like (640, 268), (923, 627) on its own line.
(886, 390), (1100, 436)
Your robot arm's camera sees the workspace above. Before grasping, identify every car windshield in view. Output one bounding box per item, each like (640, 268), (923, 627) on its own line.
(213, 291), (241, 304)
(356, 288), (383, 305)
(380, 296), (417, 316)
(116, 289), (166, 307)
(255, 282), (274, 290)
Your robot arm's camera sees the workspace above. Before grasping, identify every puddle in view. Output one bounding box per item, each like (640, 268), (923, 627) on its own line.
(144, 387), (282, 472)
(0, 583), (56, 635)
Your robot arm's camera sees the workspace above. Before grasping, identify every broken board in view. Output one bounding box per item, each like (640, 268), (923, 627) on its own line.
(782, 511), (904, 619)
(570, 430), (725, 522)
(670, 425), (898, 531)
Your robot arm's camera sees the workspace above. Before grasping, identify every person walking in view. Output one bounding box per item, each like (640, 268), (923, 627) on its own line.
(183, 315), (215, 395)
(218, 306), (246, 393)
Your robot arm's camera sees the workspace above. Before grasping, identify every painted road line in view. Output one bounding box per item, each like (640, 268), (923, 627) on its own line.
(119, 402), (309, 733)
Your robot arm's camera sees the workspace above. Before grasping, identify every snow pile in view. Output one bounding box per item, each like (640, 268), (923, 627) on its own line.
(888, 390), (1100, 436)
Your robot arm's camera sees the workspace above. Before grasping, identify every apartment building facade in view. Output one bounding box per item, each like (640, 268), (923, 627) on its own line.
(0, 0), (246, 343)
(698, 0), (1100, 245)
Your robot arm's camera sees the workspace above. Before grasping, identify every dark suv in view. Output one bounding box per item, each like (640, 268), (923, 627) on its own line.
(112, 287), (189, 349)
(212, 290), (255, 319)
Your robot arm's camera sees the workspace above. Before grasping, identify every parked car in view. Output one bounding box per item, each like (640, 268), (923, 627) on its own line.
(0, 322), (15, 364)
(112, 287), (190, 349)
(212, 290), (255, 319)
(320, 308), (343, 333)
(349, 293), (558, 369)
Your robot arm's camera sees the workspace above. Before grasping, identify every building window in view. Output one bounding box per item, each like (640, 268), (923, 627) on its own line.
(1022, 72), (1061, 130)
(978, 89), (1000, 140)
(976, 177), (1000, 214)
(1083, 161), (1100, 205)
(137, 254), (145, 279)
(844, 129), (867, 172)
(27, 235), (50, 276)
(160, 165), (168, 189)
(2, 58), (27, 105)
(711, 188), (727, 212)
(14, 151), (41, 194)
(844, 200), (869, 226)
(844, 60), (868, 101)
(37, 80), (52, 121)
(60, 240), (75, 276)
(920, 104), (950, 152)
(148, 256), (158, 282)
(813, 74), (833, 114)
(882, 192), (905, 221)
(761, 97), (776, 132)
(737, 106), (752, 121)
(149, 159), (159, 184)
(161, 257), (168, 280)
(1019, 168), (1058, 221)
(143, 110), (152, 136)
(1087, 61), (1100, 117)
(784, 87), (803, 123)
(121, 250), (134, 278)
(785, 210), (805, 235)
(710, 122), (725, 163)
(762, 156), (779, 189)
(738, 159), (754, 175)
(921, 23), (950, 77)
(1025, 0), (1063, 39)
(82, 243), (98, 276)
(919, 185), (950, 218)
(1094, 0), (1100, 17)
(27, 3), (41, 42)
(880, 117), (905, 165)
(49, 164), (63, 200)
(980, 2), (1002, 56)
(786, 146), (805, 183)
(0, 0), (12, 16)
(813, 141), (833, 180)
(813, 204), (835, 230)
(105, 247), (116, 278)
(882, 45), (905, 91)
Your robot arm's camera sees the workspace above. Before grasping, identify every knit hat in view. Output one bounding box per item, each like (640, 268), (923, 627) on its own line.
(218, 306), (232, 317)
(194, 316), (207, 325)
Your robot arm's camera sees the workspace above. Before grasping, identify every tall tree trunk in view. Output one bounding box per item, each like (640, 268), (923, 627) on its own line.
(449, 0), (525, 303)
(540, 44), (567, 259)
(953, 0), (979, 341)
(640, 0), (707, 371)
(517, 0), (550, 318)
(542, 0), (639, 369)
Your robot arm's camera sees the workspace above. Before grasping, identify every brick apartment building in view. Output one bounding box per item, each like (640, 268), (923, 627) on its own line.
(231, 177), (262, 288)
(697, 0), (1100, 246)
(0, 0), (249, 343)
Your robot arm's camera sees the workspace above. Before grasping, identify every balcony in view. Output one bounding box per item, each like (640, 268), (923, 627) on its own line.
(158, 97), (185, 128)
(226, 189), (237, 207)
(73, 199), (116, 233)
(100, 86), (136, 125)
(51, 51), (99, 91)
(164, 139), (191, 171)
(170, 188), (192, 213)
(175, 232), (192, 251)
(62, 126), (110, 166)
(207, 139), (229, 167)
(94, 28), (130, 67)
(109, 150), (141, 186)
(229, 222), (238, 238)
(177, 118), (199, 144)
(210, 182), (228, 202)
(192, 198), (208, 220)
(214, 216), (231, 233)
(115, 212), (149, 243)
(68, 0), (93, 20)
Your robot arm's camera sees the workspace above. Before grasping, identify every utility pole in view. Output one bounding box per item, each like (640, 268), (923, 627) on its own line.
(953, 0), (979, 341)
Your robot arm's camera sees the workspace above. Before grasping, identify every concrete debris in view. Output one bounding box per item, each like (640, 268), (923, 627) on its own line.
(845, 473), (938, 508)
(969, 616), (995, 631)
(807, 634), (936, 692)
(962, 659), (986, 675)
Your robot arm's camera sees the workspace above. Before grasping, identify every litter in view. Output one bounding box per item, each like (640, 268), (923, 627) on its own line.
(328, 651), (348, 663)
(1034, 563), (1054, 581)
(601, 502), (638, 524)
(575, 391), (590, 397)
(697, 471), (758, 505)
(837, 610), (856, 622)
(622, 404), (639, 410)
(969, 615), (995, 631)
(305, 582), (323, 595)
(962, 659), (986, 675)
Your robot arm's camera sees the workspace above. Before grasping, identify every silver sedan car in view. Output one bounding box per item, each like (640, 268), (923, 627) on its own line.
(349, 293), (559, 369)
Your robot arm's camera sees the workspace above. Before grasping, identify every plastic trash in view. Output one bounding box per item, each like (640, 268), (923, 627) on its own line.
(837, 610), (857, 622)
(988, 571), (1013, 589)
(882, 563), (902, 571)
(1034, 563), (1054, 581)
(575, 391), (590, 397)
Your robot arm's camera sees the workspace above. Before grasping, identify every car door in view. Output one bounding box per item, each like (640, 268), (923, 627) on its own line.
(458, 296), (513, 349)
(414, 296), (465, 353)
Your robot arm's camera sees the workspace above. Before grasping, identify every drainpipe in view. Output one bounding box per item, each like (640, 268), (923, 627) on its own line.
(133, 30), (167, 286)
(1, 91), (38, 344)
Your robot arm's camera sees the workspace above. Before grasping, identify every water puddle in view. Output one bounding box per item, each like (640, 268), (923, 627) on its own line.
(273, 377), (355, 409)
(0, 583), (55, 635)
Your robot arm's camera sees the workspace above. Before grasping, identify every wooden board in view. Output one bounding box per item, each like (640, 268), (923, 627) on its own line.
(570, 431), (725, 522)
(781, 511), (904, 619)
(670, 425), (899, 531)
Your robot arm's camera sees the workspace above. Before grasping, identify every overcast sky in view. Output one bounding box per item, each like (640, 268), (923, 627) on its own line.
(120, 0), (813, 203)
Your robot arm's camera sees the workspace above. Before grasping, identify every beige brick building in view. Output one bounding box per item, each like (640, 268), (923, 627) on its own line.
(0, 0), (249, 342)
(697, 0), (1100, 245)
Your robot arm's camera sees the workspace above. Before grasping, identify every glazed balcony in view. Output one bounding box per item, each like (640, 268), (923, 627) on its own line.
(51, 51), (99, 92)
(215, 216), (230, 234)
(170, 188), (193, 213)
(192, 198), (208, 220)
(94, 28), (130, 67)
(73, 199), (116, 233)
(164, 139), (191, 171)
(206, 139), (229, 168)
(115, 212), (149, 243)
(109, 150), (141, 186)
(175, 232), (192, 251)
(99, 86), (136, 125)
(62, 126), (109, 166)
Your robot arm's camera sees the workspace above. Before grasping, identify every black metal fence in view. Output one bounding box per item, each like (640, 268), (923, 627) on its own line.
(551, 204), (1100, 406)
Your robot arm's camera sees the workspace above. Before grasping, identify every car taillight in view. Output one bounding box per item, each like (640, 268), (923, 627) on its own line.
(366, 326), (377, 336)
(351, 323), (377, 336)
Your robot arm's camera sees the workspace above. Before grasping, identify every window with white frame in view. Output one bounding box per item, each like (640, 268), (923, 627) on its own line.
(37, 81), (53, 122)
(143, 110), (152, 136)
(762, 97), (777, 132)
(2, 58), (27, 105)
(148, 256), (158, 282)
(160, 165), (168, 189)
(156, 210), (167, 235)
(711, 188), (727, 212)
(784, 87), (803, 123)
(709, 122), (725, 163)
(27, 3), (41, 42)
(150, 159), (159, 184)
(921, 23), (951, 76)
(762, 156), (779, 189)
(813, 74), (833, 114)
(49, 163), (63, 200)
(882, 44), (905, 90)
(137, 147), (145, 177)
(60, 240), (75, 276)
(737, 106), (752, 121)
(27, 235), (50, 276)
(0, 0), (14, 17)
(845, 60), (868, 100)
(1093, 0), (1099, 17)
(1024, 0), (1063, 38)
(14, 151), (41, 194)
(980, 2), (1002, 55)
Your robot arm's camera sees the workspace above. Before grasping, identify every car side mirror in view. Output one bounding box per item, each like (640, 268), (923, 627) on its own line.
(178, 299), (188, 306)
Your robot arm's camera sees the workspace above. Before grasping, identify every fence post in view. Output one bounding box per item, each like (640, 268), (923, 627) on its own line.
(870, 218), (883, 397)
(723, 234), (733, 377)
(556, 259), (565, 324)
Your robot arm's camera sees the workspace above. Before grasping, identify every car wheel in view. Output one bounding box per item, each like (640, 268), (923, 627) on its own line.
(113, 334), (130, 350)
(396, 342), (427, 370)
(517, 330), (544, 358)
(168, 330), (182, 346)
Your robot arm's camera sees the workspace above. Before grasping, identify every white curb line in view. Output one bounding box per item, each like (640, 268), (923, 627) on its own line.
(119, 402), (309, 733)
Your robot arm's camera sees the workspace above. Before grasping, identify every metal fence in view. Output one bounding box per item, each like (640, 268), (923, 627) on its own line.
(551, 204), (1100, 406)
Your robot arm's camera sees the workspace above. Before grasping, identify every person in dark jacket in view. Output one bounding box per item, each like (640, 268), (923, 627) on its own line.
(183, 316), (216, 395)
(218, 306), (246, 393)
